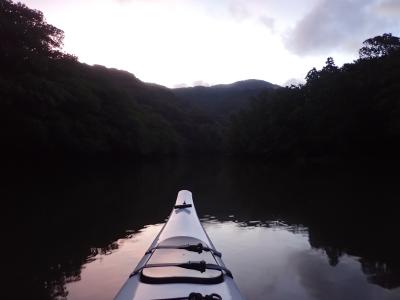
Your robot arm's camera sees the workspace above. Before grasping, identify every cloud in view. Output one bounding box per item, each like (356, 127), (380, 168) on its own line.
(284, 78), (305, 87)
(260, 15), (275, 32)
(173, 83), (188, 88)
(229, 1), (250, 21)
(374, 0), (400, 16)
(192, 80), (210, 87)
(284, 0), (399, 56)
(292, 250), (400, 300)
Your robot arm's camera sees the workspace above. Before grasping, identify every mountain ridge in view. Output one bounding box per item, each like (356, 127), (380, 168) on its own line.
(173, 79), (279, 90)
(172, 79), (280, 120)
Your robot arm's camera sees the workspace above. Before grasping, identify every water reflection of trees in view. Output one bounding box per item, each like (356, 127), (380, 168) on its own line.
(6, 214), (132, 300)
(361, 260), (400, 289)
(3, 162), (170, 300)
(205, 214), (400, 290)
(203, 159), (400, 290)
(307, 217), (400, 289)
(3, 159), (400, 299)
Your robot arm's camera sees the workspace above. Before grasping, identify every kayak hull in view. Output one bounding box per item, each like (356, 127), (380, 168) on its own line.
(115, 190), (245, 300)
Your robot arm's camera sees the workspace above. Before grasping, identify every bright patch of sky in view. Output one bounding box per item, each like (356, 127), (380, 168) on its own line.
(22, 0), (400, 87)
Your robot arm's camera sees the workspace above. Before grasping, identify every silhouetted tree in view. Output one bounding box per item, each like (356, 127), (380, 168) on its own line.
(0, 0), (73, 71)
(2, 0), (400, 161)
(305, 67), (319, 82)
(0, 0), (221, 158)
(228, 33), (400, 161)
(359, 33), (400, 59)
(322, 57), (338, 73)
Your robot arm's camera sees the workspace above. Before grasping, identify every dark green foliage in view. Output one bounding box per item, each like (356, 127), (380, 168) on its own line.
(0, 57), (223, 157)
(0, 0), (74, 71)
(359, 33), (400, 60)
(0, 0), (221, 158)
(2, 0), (399, 161)
(228, 37), (400, 161)
(228, 86), (306, 157)
(173, 79), (279, 121)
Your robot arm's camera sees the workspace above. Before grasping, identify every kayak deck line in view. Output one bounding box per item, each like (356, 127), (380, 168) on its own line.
(114, 190), (245, 300)
(145, 243), (222, 257)
(130, 260), (233, 278)
(153, 292), (222, 300)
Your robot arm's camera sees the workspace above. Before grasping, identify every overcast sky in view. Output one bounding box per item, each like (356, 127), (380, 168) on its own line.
(22, 0), (400, 87)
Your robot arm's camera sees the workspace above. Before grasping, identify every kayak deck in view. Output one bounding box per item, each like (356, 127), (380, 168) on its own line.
(158, 191), (211, 244)
(141, 236), (224, 284)
(115, 190), (244, 300)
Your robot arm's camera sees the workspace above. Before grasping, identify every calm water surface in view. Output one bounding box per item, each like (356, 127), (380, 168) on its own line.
(3, 159), (400, 300)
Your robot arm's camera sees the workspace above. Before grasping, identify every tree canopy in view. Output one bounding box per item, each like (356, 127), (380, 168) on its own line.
(1, 0), (399, 163)
(0, 0), (72, 71)
(359, 33), (400, 59)
(0, 0), (222, 159)
(228, 33), (400, 161)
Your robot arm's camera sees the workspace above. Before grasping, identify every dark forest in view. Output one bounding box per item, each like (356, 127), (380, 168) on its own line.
(1, 0), (400, 163)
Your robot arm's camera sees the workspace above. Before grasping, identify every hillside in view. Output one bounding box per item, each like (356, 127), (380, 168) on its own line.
(173, 79), (279, 120)
(0, 0), (226, 158)
(2, 0), (400, 163)
(228, 34), (400, 161)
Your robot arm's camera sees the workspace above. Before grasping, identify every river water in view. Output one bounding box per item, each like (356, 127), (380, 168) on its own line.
(3, 158), (400, 300)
